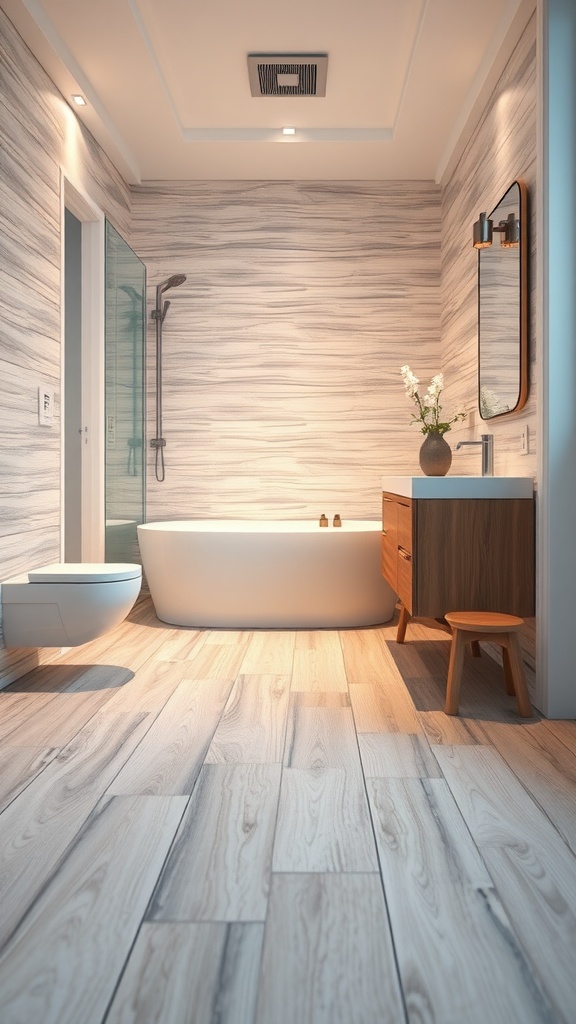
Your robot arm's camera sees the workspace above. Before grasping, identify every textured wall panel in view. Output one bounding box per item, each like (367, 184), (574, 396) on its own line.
(441, 15), (537, 479)
(131, 181), (442, 521)
(0, 8), (131, 676)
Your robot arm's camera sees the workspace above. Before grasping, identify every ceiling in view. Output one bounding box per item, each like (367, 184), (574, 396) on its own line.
(2, 0), (534, 184)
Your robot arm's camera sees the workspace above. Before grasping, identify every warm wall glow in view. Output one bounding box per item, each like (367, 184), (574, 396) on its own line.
(59, 94), (85, 187)
(495, 88), (516, 180)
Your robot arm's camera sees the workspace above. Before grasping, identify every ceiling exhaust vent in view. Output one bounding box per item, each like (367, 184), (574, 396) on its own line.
(247, 54), (328, 97)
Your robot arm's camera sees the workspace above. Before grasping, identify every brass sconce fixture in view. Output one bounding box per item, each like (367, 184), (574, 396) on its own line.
(473, 210), (519, 249)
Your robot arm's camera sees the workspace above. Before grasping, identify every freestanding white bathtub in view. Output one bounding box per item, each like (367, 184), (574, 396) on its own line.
(137, 520), (397, 628)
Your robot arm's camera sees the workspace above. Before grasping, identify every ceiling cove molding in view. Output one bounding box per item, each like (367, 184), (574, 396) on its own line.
(19, 0), (142, 183)
(128, 0), (186, 136)
(435, 0), (536, 184)
(391, 0), (429, 133)
(182, 127), (393, 143)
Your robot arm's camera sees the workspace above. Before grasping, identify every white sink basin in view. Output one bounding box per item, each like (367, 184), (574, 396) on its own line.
(381, 475), (534, 499)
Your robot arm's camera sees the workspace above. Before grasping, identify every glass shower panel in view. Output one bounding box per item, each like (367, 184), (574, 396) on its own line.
(105, 221), (146, 563)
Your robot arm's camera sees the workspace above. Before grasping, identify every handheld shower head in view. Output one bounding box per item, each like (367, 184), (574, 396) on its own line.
(152, 273), (186, 321)
(157, 274), (187, 295)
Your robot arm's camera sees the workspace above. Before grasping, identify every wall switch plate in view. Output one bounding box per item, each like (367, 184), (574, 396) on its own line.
(38, 385), (54, 426)
(520, 422), (529, 455)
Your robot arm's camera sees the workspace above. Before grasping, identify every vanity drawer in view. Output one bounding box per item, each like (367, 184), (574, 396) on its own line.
(382, 493), (413, 606)
(396, 498), (413, 609)
(381, 494), (398, 590)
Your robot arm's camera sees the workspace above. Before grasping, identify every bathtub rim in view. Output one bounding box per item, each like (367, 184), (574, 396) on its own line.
(137, 519), (382, 534)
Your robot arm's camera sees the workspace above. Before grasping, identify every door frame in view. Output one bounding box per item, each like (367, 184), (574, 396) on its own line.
(61, 173), (105, 562)
(536, 0), (576, 718)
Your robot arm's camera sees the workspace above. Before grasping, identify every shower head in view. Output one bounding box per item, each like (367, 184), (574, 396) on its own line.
(157, 274), (187, 296)
(152, 273), (187, 324)
(152, 274), (187, 322)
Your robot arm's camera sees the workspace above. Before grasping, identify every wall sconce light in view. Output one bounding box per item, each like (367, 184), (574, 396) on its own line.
(473, 211), (519, 249)
(499, 212), (520, 248)
(71, 94), (87, 106)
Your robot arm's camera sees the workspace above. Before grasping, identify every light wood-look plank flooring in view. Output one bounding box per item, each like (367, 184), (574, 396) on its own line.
(0, 598), (575, 1023)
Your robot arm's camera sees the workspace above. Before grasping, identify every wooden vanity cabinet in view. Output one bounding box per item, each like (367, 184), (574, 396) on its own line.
(381, 490), (535, 618)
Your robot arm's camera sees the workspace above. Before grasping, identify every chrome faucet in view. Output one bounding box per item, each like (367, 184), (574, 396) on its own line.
(454, 433), (494, 476)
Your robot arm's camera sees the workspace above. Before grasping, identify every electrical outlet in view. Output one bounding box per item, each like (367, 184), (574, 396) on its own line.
(520, 422), (529, 455)
(38, 385), (54, 426)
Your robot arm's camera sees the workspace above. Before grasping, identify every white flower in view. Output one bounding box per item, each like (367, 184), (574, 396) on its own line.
(400, 364), (419, 397)
(400, 364), (467, 436)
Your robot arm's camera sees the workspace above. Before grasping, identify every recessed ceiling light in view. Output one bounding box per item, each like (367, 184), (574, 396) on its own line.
(71, 94), (87, 106)
(282, 127), (296, 135)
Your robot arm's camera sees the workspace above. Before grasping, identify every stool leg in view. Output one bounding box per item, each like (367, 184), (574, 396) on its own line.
(502, 648), (516, 695)
(505, 632), (532, 718)
(471, 640), (482, 658)
(445, 628), (467, 716)
(397, 604), (410, 644)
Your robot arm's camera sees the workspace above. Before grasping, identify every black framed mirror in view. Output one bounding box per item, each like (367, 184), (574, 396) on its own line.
(477, 180), (528, 420)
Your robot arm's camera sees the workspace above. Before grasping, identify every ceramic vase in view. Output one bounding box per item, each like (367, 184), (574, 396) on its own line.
(419, 430), (452, 476)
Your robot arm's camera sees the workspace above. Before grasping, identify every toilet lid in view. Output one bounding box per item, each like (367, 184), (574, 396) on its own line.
(28, 563), (142, 584)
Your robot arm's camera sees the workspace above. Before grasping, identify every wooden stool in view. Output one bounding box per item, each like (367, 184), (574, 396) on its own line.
(396, 604), (482, 656)
(444, 611), (532, 718)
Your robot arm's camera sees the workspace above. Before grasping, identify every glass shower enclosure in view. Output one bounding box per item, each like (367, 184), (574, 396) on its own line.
(104, 221), (146, 563)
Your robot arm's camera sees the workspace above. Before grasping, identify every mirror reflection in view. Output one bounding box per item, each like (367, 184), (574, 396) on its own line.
(477, 180), (528, 420)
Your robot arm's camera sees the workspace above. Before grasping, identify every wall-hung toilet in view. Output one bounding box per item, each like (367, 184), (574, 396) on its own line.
(1, 563), (142, 648)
